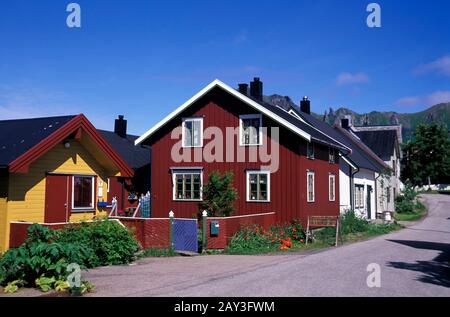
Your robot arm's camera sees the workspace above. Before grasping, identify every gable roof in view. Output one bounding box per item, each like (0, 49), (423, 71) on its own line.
(354, 130), (397, 161)
(0, 115), (76, 166)
(0, 114), (134, 177)
(334, 126), (391, 172)
(135, 79), (349, 152)
(98, 130), (151, 170)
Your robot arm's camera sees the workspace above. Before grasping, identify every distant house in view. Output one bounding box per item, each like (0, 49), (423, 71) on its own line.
(351, 123), (403, 212)
(0, 115), (133, 252)
(135, 78), (348, 225)
(98, 115), (151, 213)
(283, 102), (392, 219)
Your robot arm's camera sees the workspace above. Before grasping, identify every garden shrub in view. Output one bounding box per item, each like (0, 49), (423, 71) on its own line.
(395, 183), (419, 214)
(0, 220), (139, 294)
(226, 221), (306, 254)
(339, 210), (369, 234)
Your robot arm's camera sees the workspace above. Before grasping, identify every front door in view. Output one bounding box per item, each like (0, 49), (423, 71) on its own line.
(367, 185), (372, 219)
(45, 175), (70, 223)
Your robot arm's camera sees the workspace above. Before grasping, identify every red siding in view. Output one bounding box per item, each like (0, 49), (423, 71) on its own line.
(206, 213), (276, 249)
(148, 88), (340, 226)
(118, 218), (171, 249)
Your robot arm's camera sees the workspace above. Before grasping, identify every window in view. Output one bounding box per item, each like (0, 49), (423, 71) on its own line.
(307, 171), (315, 202)
(72, 176), (94, 210)
(182, 118), (203, 147)
(329, 147), (335, 164)
(173, 171), (203, 201)
(329, 174), (336, 201)
(392, 159), (397, 176)
(246, 171), (270, 202)
(354, 185), (364, 209)
(307, 142), (314, 159)
(386, 187), (391, 203)
(240, 114), (262, 146)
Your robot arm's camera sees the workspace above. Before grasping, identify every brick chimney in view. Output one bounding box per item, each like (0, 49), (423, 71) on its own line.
(238, 83), (249, 95)
(114, 115), (127, 138)
(250, 77), (263, 101)
(300, 96), (311, 114)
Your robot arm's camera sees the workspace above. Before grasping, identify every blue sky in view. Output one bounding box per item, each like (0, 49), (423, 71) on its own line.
(0, 0), (449, 135)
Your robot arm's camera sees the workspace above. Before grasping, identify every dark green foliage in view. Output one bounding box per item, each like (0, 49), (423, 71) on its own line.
(401, 123), (450, 186)
(395, 183), (419, 214)
(57, 220), (139, 266)
(339, 210), (370, 235)
(200, 171), (238, 217)
(0, 221), (139, 291)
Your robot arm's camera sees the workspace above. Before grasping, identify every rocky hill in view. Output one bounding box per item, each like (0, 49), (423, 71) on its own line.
(264, 95), (450, 140)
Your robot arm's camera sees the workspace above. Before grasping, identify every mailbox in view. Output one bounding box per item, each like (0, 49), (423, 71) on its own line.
(210, 221), (220, 236)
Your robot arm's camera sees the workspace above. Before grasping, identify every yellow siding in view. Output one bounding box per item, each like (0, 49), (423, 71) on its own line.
(3, 141), (111, 251)
(0, 172), (8, 253)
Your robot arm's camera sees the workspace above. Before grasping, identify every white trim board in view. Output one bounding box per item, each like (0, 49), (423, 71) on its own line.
(135, 79), (311, 145)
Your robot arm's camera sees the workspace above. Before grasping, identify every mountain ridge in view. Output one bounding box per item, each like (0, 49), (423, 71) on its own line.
(264, 95), (450, 140)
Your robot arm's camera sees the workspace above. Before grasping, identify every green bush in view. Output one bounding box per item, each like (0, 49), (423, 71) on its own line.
(395, 183), (419, 214)
(340, 210), (369, 234)
(0, 220), (139, 293)
(57, 220), (139, 266)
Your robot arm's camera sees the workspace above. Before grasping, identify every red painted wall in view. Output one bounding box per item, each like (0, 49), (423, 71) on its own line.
(118, 218), (170, 249)
(108, 177), (139, 211)
(148, 88), (340, 226)
(206, 213), (276, 249)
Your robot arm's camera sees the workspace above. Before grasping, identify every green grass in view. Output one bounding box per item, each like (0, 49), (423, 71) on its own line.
(138, 248), (176, 258)
(394, 201), (427, 222)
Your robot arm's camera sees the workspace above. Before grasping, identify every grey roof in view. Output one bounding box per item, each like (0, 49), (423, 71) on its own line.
(98, 130), (151, 170)
(278, 107), (390, 172)
(354, 130), (397, 161)
(249, 96), (350, 152)
(0, 115), (76, 166)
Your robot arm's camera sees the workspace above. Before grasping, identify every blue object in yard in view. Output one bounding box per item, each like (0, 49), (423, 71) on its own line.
(173, 219), (198, 253)
(140, 194), (151, 218)
(97, 201), (108, 207)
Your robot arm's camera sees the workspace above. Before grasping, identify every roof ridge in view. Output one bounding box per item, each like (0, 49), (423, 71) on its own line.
(0, 114), (77, 123)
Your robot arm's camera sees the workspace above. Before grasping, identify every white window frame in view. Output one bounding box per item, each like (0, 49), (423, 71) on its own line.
(354, 184), (364, 209)
(307, 171), (315, 203)
(182, 117), (203, 148)
(246, 170), (270, 202)
(71, 175), (95, 211)
(329, 174), (336, 202)
(172, 170), (203, 201)
(239, 114), (263, 146)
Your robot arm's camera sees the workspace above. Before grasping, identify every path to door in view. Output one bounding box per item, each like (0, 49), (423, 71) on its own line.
(81, 194), (450, 297)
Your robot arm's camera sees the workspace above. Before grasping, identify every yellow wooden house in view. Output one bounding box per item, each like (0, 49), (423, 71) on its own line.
(0, 114), (133, 252)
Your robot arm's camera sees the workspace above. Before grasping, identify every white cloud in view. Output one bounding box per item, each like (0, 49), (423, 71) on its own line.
(336, 72), (370, 86)
(395, 90), (450, 107)
(414, 55), (450, 76)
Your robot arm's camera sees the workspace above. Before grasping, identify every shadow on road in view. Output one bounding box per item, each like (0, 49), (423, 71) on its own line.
(387, 240), (450, 288)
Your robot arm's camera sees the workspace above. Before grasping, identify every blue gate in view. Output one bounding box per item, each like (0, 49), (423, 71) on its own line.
(173, 219), (198, 253)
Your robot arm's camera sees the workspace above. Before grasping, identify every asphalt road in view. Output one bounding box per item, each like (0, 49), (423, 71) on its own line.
(84, 194), (450, 297)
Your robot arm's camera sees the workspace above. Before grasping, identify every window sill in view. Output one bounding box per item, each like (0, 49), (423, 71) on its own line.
(71, 209), (96, 213)
(246, 200), (270, 203)
(239, 144), (263, 147)
(181, 146), (203, 149)
(173, 199), (203, 202)
(307, 157), (315, 160)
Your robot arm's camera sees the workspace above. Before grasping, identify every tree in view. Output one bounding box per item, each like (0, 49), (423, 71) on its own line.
(401, 123), (450, 187)
(200, 171), (238, 217)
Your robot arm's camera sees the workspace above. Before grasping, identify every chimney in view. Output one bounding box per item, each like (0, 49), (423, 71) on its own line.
(250, 77), (263, 101)
(238, 83), (248, 95)
(341, 115), (353, 130)
(114, 115), (127, 138)
(300, 96), (311, 114)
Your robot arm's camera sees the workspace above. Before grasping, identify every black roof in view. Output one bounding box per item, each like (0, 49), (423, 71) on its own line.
(251, 97), (349, 152)
(354, 130), (397, 161)
(274, 107), (388, 172)
(98, 130), (151, 170)
(0, 115), (76, 166)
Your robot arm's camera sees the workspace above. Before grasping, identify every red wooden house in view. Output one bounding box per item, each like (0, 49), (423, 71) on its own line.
(136, 78), (349, 226)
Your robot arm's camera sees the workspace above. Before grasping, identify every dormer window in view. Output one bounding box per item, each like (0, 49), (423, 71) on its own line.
(239, 114), (262, 146)
(182, 118), (203, 148)
(329, 147), (335, 164)
(307, 142), (314, 159)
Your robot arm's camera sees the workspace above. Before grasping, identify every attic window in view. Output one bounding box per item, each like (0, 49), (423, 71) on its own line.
(240, 114), (262, 146)
(307, 142), (315, 159)
(329, 148), (335, 164)
(182, 118), (203, 148)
